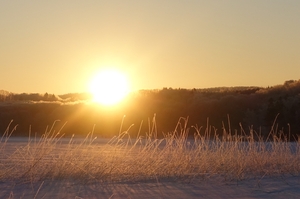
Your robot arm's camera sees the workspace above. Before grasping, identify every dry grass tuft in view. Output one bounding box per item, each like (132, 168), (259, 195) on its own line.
(0, 117), (299, 185)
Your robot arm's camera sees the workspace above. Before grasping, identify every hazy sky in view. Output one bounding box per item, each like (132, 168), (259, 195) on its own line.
(1, 0), (299, 94)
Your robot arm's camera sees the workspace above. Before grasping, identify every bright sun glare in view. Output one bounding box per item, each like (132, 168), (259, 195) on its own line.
(89, 69), (130, 105)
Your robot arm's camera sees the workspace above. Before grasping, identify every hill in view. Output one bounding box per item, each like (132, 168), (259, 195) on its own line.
(0, 79), (299, 139)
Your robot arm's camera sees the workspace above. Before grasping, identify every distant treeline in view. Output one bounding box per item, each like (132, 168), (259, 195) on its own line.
(0, 91), (92, 102)
(0, 79), (300, 139)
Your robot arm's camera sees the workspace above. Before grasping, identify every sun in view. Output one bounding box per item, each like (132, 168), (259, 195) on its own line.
(89, 69), (130, 105)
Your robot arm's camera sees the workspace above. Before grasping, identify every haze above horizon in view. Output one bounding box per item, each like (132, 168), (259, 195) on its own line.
(1, 1), (299, 94)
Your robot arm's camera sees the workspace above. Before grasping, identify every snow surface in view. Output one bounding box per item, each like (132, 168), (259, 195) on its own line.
(1, 138), (299, 199)
(1, 173), (300, 198)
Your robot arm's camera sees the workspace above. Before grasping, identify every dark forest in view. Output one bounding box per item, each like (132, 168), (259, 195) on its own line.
(1, 79), (300, 139)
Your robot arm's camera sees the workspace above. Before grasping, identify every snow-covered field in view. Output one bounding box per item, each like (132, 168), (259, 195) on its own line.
(1, 175), (300, 198)
(1, 120), (300, 199)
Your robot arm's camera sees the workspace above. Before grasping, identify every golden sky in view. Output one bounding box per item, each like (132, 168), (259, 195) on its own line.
(1, 1), (299, 94)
